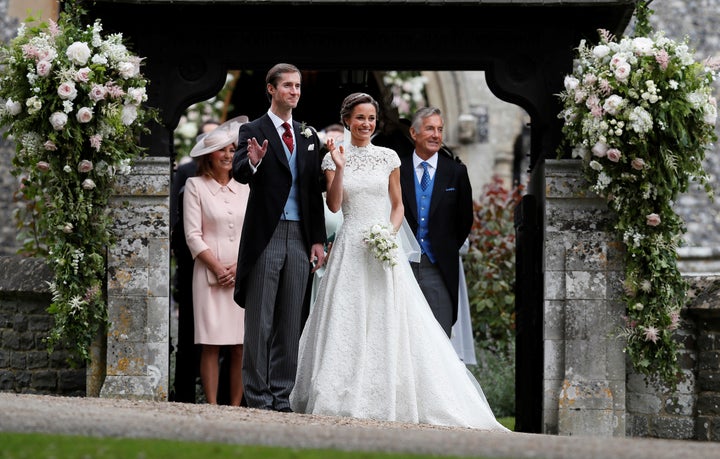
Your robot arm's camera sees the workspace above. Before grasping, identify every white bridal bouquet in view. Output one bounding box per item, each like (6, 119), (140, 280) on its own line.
(556, 2), (718, 387)
(0, 2), (157, 362)
(363, 223), (400, 268)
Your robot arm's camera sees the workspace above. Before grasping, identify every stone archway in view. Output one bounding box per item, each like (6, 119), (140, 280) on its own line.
(84, 0), (637, 435)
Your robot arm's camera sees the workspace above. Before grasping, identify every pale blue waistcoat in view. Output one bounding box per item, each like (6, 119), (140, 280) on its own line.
(281, 142), (301, 221)
(415, 175), (436, 263)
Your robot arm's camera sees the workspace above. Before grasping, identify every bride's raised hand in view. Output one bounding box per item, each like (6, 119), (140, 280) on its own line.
(328, 138), (345, 170)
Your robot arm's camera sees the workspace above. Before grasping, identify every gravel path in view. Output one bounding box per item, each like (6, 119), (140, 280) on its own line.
(1, 393), (718, 459)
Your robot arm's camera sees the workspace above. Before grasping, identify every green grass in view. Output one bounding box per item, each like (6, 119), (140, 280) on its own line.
(0, 428), (513, 459)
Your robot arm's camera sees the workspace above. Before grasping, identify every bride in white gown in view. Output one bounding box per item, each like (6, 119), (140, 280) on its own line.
(289, 93), (509, 431)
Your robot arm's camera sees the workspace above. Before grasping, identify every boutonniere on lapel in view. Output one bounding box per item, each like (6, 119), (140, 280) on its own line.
(300, 122), (313, 138)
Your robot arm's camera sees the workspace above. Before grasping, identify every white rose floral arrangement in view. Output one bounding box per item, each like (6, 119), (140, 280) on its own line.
(0, 2), (158, 363)
(363, 223), (399, 268)
(556, 2), (718, 388)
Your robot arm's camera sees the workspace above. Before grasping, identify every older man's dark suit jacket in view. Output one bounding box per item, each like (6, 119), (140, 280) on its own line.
(232, 114), (326, 309)
(400, 153), (474, 325)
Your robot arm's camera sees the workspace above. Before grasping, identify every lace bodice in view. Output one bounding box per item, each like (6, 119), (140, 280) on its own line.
(321, 144), (400, 229)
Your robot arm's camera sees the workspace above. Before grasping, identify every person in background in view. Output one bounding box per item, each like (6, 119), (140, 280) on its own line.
(232, 63), (326, 412)
(184, 117), (250, 406)
(290, 92), (508, 431)
(170, 119), (219, 403)
(399, 107), (474, 337)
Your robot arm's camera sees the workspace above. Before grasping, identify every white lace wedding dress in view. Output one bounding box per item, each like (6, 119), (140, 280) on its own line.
(289, 144), (509, 431)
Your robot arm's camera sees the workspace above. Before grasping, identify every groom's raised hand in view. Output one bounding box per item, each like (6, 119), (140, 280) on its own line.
(247, 137), (268, 166)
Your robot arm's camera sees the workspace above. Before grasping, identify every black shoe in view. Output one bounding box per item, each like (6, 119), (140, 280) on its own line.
(276, 407), (293, 413)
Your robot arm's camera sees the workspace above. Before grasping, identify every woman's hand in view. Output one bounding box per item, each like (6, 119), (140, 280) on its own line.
(216, 264), (236, 288)
(327, 138), (345, 170)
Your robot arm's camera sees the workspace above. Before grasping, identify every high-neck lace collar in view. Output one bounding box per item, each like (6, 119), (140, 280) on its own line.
(347, 143), (372, 153)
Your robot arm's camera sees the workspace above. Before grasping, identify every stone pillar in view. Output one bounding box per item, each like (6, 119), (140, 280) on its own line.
(100, 156), (170, 400)
(543, 159), (627, 436)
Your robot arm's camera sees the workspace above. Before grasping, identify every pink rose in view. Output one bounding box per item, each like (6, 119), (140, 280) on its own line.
(89, 84), (107, 102)
(606, 148), (621, 162)
(49, 112), (68, 130)
(646, 213), (661, 227)
(82, 178), (96, 190)
(43, 140), (57, 151)
(76, 107), (93, 123)
(36, 60), (52, 77)
(75, 67), (91, 83)
(57, 81), (77, 100)
(631, 158), (645, 170)
(37, 161), (50, 172)
(78, 159), (94, 173)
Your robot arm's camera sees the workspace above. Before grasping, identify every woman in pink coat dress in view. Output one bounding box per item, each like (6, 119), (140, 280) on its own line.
(184, 117), (250, 405)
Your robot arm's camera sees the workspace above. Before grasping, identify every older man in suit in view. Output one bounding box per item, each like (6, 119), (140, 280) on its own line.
(232, 63), (326, 412)
(400, 106), (474, 337)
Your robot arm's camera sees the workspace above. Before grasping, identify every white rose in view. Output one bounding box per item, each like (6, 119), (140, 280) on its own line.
(613, 62), (631, 82)
(5, 98), (22, 115)
(49, 112), (68, 130)
(66, 41), (92, 65)
(117, 61), (137, 79)
(704, 97), (717, 125)
(632, 37), (654, 56)
(76, 106), (93, 123)
(602, 95), (624, 116)
(25, 96), (42, 114)
(592, 44), (610, 58)
(563, 75), (579, 91)
(82, 178), (96, 190)
(126, 87), (146, 105)
(591, 141), (608, 158)
(121, 104), (137, 125)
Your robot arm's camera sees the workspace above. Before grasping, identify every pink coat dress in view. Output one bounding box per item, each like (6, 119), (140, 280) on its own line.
(184, 175), (250, 345)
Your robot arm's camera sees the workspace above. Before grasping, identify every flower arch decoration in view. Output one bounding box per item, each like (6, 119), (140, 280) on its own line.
(557, 1), (718, 388)
(0, 1), (159, 363)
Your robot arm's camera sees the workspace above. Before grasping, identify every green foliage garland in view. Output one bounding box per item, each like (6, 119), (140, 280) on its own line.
(0, 2), (158, 363)
(556, 2), (718, 387)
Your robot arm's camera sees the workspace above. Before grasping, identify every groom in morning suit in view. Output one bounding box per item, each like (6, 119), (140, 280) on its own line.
(400, 106), (474, 338)
(232, 63), (326, 412)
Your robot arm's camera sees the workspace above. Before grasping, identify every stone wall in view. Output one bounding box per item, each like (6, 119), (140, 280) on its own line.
(544, 160), (720, 441)
(0, 256), (85, 395)
(626, 275), (720, 441)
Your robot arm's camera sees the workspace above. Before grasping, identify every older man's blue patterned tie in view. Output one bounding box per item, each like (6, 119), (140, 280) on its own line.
(420, 161), (431, 191)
